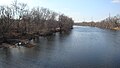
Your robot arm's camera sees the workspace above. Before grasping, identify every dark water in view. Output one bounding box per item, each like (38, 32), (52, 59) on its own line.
(0, 26), (120, 68)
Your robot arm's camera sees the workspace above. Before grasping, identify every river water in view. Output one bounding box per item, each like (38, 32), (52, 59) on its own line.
(0, 26), (120, 68)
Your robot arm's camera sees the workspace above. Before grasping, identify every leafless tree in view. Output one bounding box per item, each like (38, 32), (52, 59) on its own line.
(0, 6), (13, 37)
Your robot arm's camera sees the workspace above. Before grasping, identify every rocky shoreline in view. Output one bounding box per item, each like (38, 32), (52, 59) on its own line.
(0, 38), (36, 48)
(0, 28), (72, 48)
(0, 32), (44, 48)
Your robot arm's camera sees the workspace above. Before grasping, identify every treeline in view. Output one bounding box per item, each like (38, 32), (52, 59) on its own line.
(0, 1), (74, 39)
(78, 15), (120, 30)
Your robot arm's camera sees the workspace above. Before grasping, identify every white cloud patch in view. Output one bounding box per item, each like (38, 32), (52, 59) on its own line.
(112, 0), (120, 3)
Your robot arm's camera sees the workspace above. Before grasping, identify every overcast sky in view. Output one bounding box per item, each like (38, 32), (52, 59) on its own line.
(0, 0), (120, 22)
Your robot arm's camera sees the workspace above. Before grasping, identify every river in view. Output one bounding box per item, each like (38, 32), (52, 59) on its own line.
(0, 26), (120, 68)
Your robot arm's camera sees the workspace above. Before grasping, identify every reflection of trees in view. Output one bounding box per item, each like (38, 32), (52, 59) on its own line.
(0, 28), (73, 68)
(0, 48), (13, 68)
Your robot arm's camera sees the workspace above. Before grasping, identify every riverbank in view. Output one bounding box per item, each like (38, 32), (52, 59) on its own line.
(75, 24), (120, 31)
(111, 27), (120, 30)
(0, 33), (47, 48)
(0, 1), (74, 48)
(0, 28), (73, 48)
(74, 22), (120, 31)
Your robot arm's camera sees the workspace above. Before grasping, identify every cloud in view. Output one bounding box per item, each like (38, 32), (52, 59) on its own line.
(0, 0), (13, 6)
(112, 0), (120, 3)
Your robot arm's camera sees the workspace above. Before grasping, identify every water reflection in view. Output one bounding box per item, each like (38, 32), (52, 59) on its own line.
(0, 26), (120, 68)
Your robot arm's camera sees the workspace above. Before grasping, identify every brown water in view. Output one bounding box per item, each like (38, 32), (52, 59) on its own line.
(0, 26), (120, 68)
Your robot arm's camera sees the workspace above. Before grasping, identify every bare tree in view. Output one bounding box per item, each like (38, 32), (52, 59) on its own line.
(0, 6), (13, 37)
(59, 14), (74, 32)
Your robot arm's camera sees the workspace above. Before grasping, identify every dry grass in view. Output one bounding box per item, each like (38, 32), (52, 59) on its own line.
(112, 27), (120, 30)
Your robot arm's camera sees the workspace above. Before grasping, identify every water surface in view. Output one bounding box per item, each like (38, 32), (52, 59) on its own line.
(0, 26), (120, 68)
